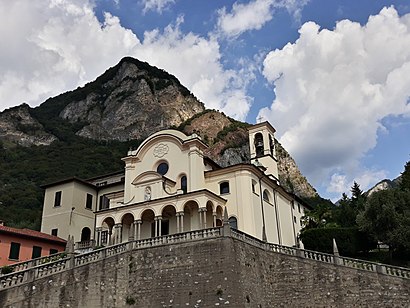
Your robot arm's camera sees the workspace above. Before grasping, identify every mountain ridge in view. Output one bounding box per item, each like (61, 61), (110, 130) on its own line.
(0, 56), (317, 229)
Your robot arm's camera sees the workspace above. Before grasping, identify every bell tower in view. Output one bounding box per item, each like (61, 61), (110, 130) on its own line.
(248, 121), (279, 181)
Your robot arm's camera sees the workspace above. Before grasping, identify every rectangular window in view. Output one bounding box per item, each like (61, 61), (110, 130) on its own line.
(32, 246), (42, 259)
(99, 195), (110, 210)
(9, 242), (21, 260)
(54, 191), (62, 207)
(86, 193), (93, 209)
(293, 216), (297, 224)
(298, 204), (301, 213)
(49, 249), (58, 255)
(51, 228), (58, 236)
(101, 231), (108, 245)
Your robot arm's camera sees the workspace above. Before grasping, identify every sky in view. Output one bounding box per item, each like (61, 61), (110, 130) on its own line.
(1, 0), (410, 201)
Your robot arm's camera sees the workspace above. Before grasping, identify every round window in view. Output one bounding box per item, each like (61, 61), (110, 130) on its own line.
(156, 162), (169, 175)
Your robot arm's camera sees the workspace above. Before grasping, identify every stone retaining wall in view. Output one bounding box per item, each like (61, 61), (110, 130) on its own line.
(0, 236), (409, 307)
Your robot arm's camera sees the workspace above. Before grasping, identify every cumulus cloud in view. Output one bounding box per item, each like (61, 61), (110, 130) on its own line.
(217, 0), (309, 38)
(0, 0), (251, 120)
(140, 0), (175, 14)
(259, 6), (410, 194)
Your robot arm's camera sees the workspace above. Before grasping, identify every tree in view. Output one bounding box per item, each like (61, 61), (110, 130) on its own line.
(357, 189), (410, 256)
(399, 160), (410, 192)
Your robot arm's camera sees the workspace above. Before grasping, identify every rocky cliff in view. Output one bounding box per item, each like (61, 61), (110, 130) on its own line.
(0, 104), (56, 146)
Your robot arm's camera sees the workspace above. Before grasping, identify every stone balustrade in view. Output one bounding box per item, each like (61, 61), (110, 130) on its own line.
(0, 226), (408, 291)
(0, 252), (67, 277)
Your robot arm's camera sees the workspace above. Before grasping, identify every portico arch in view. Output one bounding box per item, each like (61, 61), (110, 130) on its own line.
(121, 213), (134, 242)
(140, 209), (155, 239)
(215, 206), (223, 227)
(206, 201), (214, 228)
(161, 205), (177, 235)
(183, 200), (200, 231)
(101, 217), (115, 245)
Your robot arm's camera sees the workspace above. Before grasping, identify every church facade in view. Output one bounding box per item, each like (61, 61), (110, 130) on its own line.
(41, 122), (308, 249)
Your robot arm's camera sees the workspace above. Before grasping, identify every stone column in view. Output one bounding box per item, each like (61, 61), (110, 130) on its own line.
(132, 221), (137, 241)
(213, 213), (217, 227)
(202, 208), (207, 228)
(180, 212), (184, 233)
(137, 220), (142, 240)
(157, 216), (162, 236)
(154, 217), (158, 237)
(199, 208), (203, 229)
(95, 227), (102, 246)
(176, 212), (180, 233)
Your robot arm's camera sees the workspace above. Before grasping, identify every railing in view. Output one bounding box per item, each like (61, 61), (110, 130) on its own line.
(0, 227), (408, 291)
(0, 252), (68, 277)
(133, 227), (221, 249)
(75, 239), (95, 250)
(0, 257), (70, 290)
(230, 228), (410, 279)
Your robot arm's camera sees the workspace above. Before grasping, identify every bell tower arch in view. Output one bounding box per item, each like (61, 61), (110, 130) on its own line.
(248, 121), (279, 181)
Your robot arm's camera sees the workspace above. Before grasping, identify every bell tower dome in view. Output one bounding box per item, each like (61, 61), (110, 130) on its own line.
(248, 121), (279, 181)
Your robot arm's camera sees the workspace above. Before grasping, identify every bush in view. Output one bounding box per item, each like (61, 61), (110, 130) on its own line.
(300, 227), (376, 257)
(1, 265), (14, 275)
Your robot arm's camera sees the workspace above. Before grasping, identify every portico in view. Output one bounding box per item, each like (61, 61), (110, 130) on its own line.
(95, 189), (226, 246)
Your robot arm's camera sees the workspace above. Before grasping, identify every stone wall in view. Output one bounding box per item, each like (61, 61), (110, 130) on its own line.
(0, 237), (409, 307)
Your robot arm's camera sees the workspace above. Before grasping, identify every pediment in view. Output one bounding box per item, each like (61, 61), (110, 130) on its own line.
(132, 171), (163, 185)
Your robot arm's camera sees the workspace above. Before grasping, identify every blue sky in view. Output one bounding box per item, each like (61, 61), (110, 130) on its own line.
(1, 0), (410, 201)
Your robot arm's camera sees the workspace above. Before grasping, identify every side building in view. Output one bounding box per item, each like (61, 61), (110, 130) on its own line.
(41, 122), (310, 250)
(0, 222), (66, 266)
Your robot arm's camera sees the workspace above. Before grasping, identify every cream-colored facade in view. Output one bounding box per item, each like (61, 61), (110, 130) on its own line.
(41, 122), (309, 248)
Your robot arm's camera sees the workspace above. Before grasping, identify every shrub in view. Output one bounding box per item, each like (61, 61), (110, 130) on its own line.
(1, 265), (14, 275)
(300, 227), (376, 257)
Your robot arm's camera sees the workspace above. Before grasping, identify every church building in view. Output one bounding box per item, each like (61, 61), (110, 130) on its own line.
(40, 122), (308, 250)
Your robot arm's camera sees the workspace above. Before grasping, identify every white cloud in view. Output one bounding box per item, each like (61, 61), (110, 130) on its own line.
(328, 169), (388, 196)
(0, 0), (251, 120)
(216, 0), (309, 38)
(140, 0), (175, 14)
(259, 6), (410, 194)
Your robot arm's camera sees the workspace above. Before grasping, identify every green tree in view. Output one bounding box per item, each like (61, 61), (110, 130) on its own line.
(357, 189), (410, 256)
(399, 160), (410, 192)
(334, 182), (366, 228)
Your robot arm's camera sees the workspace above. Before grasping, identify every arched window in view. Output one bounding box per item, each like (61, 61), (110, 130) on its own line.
(251, 180), (257, 194)
(262, 189), (270, 202)
(269, 135), (275, 156)
(228, 217), (238, 229)
(81, 227), (91, 241)
(254, 133), (264, 157)
(181, 176), (187, 194)
(219, 182), (230, 194)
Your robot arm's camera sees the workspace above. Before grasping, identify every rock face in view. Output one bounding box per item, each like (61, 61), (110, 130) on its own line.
(0, 104), (56, 146)
(57, 57), (205, 141)
(366, 177), (400, 196)
(275, 142), (318, 198)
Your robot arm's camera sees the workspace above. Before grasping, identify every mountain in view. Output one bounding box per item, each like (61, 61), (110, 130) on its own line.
(366, 177), (401, 196)
(0, 57), (317, 229)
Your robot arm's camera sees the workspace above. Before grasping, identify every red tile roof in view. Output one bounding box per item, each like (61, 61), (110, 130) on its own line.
(0, 225), (66, 244)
